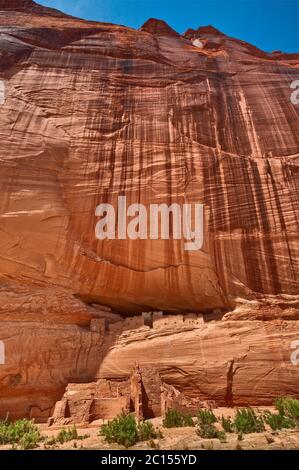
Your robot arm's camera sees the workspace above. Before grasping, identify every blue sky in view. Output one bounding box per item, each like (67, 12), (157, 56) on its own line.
(38, 0), (299, 53)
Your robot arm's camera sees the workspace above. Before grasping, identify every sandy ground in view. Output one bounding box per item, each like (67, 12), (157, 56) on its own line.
(0, 408), (299, 450)
(39, 425), (299, 451)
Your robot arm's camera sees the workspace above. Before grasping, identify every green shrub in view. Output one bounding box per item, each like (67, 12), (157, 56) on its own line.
(49, 425), (89, 445)
(197, 422), (226, 441)
(0, 420), (9, 445)
(19, 430), (41, 450)
(44, 436), (57, 447)
(263, 410), (295, 431)
(197, 409), (217, 426)
(0, 418), (42, 449)
(101, 412), (138, 448)
(101, 412), (162, 448)
(197, 423), (218, 438)
(217, 430), (227, 442)
(221, 416), (234, 433)
(233, 408), (264, 434)
(162, 409), (194, 428)
(275, 397), (299, 422)
(137, 421), (157, 441)
(56, 425), (79, 444)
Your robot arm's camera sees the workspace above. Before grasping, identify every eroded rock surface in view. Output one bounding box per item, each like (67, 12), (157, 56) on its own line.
(0, 1), (298, 420)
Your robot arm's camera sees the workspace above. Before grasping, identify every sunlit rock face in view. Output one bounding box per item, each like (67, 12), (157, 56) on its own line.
(0, 1), (298, 419)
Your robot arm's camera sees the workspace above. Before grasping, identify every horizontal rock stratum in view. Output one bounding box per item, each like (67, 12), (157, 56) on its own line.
(0, 0), (298, 420)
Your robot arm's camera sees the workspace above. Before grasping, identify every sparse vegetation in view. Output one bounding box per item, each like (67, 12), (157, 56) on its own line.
(137, 420), (157, 441)
(19, 430), (41, 450)
(101, 412), (159, 448)
(197, 422), (226, 441)
(197, 409), (225, 440)
(233, 408), (264, 434)
(275, 397), (299, 424)
(221, 416), (234, 433)
(262, 397), (299, 431)
(44, 436), (57, 447)
(0, 418), (42, 449)
(2, 396), (298, 450)
(162, 409), (194, 428)
(197, 409), (217, 426)
(263, 410), (295, 430)
(44, 425), (89, 446)
(57, 425), (78, 444)
(197, 423), (218, 438)
(217, 430), (227, 442)
(101, 413), (138, 448)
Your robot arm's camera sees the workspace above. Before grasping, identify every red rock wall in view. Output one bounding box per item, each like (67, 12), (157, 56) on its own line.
(0, 1), (298, 419)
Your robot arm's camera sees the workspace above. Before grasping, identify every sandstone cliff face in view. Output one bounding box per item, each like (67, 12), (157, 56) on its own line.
(0, 0), (298, 420)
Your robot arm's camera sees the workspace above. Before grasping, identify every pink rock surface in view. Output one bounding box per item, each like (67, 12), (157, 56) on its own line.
(0, 1), (298, 419)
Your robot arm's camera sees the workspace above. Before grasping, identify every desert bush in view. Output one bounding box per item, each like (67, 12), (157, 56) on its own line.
(49, 425), (89, 445)
(263, 410), (295, 431)
(162, 409), (194, 428)
(262, 396), (299, 431)
(217, 430), (227, 442)
(221, 416), (234, 433)
(101, 412), (161, 448)
(197, 409), (217, 426)
(197, 422), (226, 441)
(137, 421), (157, 441)
(101, 412), (138, 448)
(56, 425), (79, 444)
(233, 408), (264, 434)
(197, 423), (218, 439)
(0, 418), (42, 449)
(275, 397), (299, 423)
(197, 423), (226, 442)
(19, 430), (41, 450)
(0, 420), (10, 444)
(44, 436), (57, 447)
